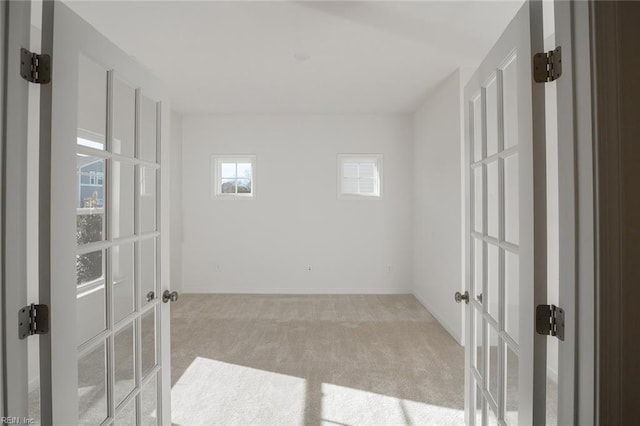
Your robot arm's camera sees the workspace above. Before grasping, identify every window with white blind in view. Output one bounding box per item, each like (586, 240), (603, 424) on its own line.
(337, 154), (383, 199)
(211, 155), (256, 199)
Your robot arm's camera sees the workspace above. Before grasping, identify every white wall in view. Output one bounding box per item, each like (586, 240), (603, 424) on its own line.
(170, 111), (183, 293)
(181, 115), (413, 294)
(411, 71), (464, 343)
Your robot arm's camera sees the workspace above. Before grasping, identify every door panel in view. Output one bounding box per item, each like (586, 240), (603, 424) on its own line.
(39, 2), (171, 424)
(140, 238), (158, 309)
(112, 78), (136, 158)
(140, 374), (158, 426)
(112, 162), (136, 239)
(139, 95), (158, 163)
(78, 341), (108, 424)
(485, 76), (499, 158)
(114, 323), (135, 407)
(505, 345), (519, 424)
(464, 2), (547, 424)
(473, 383), (483, 425)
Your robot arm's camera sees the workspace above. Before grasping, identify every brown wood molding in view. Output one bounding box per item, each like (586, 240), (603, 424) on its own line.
(592, 1), (640, 424)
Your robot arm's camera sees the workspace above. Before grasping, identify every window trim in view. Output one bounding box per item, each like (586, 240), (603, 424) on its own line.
(337, 154), (383, 200)
(211, 154), (257, 200)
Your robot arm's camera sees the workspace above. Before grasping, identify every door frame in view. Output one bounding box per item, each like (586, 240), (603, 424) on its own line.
(553, 1), (596, 425)
(591, 1), (640, 424)
(0, 0), (6, 415)
(1, 0), (32, 419)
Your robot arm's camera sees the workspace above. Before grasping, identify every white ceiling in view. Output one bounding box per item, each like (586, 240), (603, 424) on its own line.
(65, 1), (523, 115)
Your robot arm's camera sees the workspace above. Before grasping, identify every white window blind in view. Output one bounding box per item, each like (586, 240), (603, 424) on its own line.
(338, 154), (382, 198)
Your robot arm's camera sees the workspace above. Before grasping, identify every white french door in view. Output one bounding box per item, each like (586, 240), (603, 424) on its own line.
(38, 2), (172, 424)
(463, 2), (550, 425)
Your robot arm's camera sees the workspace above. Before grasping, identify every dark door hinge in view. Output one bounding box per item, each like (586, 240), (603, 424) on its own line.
(533, 46), (562, 83)
(18, 303), (49, 339)
(536, 304), (565, 341)
(20, 47), (51, 84)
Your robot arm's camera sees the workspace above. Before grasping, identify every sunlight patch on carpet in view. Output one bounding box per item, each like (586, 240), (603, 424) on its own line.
(171, 357), (306, 426)
(321, 382), (464, 426)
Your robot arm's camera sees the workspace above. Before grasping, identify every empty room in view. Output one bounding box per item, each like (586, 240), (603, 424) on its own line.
(4, 0), (635, 425)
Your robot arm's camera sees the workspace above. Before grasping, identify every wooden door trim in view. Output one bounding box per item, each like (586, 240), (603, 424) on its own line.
(591, 1), (640, 424)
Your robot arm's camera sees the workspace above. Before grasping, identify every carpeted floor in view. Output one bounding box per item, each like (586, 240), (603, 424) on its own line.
(170, 294), (465, 426)
(25, 294), (558, 425)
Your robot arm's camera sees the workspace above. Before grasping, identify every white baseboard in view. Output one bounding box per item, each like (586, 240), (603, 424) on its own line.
(412, 289), (463, 346)
(183, 284), (412, 295)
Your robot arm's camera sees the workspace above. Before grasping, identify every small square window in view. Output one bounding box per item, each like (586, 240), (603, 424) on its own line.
(337, 154), (382, 199)
(211, 155), (256, 199)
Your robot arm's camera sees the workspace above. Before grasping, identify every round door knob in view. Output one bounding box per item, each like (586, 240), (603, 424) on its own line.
(454, 291), (470, 304)
(162, 290), (179, 303)
(146, 291), (155, 302)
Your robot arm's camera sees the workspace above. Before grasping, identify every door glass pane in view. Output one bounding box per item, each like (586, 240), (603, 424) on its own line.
(487, 326), (499, 403)
(112, 78), (136, 157)
(141, 374), (158, 425)
(140, 166), (157, 234)
(488, 404), (499, 426)
(141, 308), (156, 378)
(77, 250), (106, 345)
(487, 244), (499, 321)
(78, 342), (107, 424)
(473, 308), (483, 373)
(505, 345), (519, 425)
(473, 166), (483, 233)
(77, 55), (107, 150)
(504, 153), (519, 245)
(139, 95), (157, 163)
(140, 238), (157, 307)
(113, 161), (135, 238)
(113, 243), (135, 323)
(77, 249), (104, 287)
(473, 95), (483, 162)
(114, 323), (135, 407)
(502, 55), (518, 149)
(486, 160), (499, 238)
(505, 251), (519, 343)
(473, 238), (484, 298)
(485, 76), (499, 157)
(77, 155), (105, 244)
(474, 383), (483, 426)
(115, 398), (136, 426)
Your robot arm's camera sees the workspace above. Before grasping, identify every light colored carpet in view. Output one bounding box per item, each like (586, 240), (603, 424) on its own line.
(24, 294), (558, 425)
(170, 294), (465, 426)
